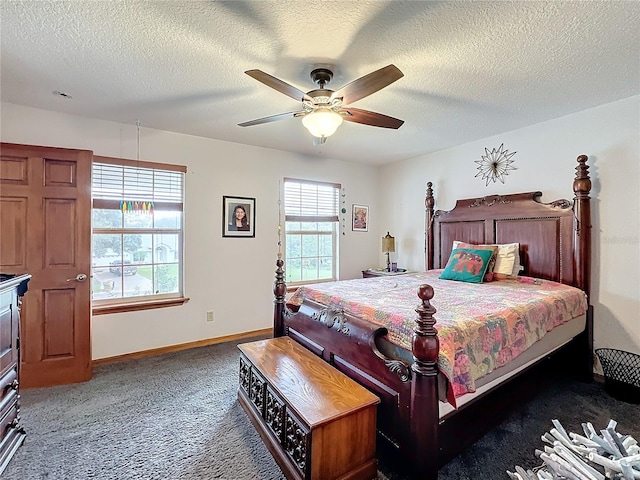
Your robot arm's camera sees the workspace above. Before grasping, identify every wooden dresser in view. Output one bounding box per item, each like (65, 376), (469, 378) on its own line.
(0, 273), (30, 474)
(238, 336), (380, 480)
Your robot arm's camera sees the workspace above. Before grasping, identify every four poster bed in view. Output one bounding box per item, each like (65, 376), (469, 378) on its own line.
(272, 155), (593, 479)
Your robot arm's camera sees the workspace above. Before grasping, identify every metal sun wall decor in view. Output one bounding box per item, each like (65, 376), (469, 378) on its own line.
(475, 143), (517, 186)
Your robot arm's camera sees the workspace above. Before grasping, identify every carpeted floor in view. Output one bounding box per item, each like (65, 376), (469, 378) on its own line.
(3, 336), (638, 480)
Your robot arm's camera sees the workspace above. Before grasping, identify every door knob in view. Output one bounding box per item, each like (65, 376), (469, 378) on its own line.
(67, 273), (88, 282)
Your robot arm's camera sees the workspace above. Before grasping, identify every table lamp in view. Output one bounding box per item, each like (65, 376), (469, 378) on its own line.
(382, 231), (396, 272)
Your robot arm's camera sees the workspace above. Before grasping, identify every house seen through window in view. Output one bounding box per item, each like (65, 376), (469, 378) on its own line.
(91, 157), (186, 306)
(284, 178), (340, 285)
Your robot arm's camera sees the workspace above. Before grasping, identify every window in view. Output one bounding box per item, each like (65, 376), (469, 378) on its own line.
(91, 156), (186, 312)
(284, 178), (340, 285)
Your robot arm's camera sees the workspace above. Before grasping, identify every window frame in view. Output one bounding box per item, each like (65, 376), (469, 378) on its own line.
(91, 155), (188, 315)
(283, 177), (340, 287)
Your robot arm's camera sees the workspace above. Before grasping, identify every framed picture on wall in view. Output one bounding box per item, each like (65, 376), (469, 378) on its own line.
(223, 196), (255, 238)
(352, 204), (369, 232)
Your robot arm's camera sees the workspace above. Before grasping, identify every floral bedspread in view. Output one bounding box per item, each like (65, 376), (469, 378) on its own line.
(287, 271), (587, 404)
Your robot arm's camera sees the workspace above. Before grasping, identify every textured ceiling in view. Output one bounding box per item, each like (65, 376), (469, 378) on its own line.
(1, 1), (639, 165)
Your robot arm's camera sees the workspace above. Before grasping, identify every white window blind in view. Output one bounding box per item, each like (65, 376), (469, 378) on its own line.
(284, 179), (339, 222)
(93, 163), (184, 206)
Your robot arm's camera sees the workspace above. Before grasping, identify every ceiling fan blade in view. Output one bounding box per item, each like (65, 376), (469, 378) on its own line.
(341, 108), (404, 129)
(332, 64), (403, 105)
(238, 111), (304, 127)
(245, 70), (311, 102)
(341, 107), (404, 129)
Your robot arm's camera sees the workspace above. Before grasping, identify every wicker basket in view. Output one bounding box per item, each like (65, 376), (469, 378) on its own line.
(595, 348), (640, 404)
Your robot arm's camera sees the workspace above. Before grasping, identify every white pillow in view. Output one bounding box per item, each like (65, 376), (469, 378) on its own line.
(452, 241), (520, 278)
(492, 242), (520, 277)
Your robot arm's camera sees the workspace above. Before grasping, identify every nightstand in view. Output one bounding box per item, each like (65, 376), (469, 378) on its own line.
(362, 268), (409, 278)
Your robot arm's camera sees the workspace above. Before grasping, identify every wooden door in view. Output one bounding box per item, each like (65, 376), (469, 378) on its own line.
(0, 142), (92, 387)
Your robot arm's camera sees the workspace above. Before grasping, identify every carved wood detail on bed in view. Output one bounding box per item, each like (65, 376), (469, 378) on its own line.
(273, 155), (592, 480)
(279, 299), (415, 451)
(284, 297), (419, 385)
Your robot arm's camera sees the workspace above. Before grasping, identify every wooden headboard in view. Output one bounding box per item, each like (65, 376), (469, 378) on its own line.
(425, 155), (592, 297)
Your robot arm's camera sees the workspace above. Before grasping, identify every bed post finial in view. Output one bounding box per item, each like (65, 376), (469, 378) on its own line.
(413, 284), (439, 375)
(273, 253), (286, 337)
(425, 182), (435, 271)
(572, 155), (591, 299)
(410, 283), (439, 478)
(573, 155), (591, 197)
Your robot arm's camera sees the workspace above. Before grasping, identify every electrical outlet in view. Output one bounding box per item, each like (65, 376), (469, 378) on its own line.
(206, 310), (214, 322)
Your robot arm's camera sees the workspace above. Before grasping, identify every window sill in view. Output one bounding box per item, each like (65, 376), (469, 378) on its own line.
(92, 297), (190, 315)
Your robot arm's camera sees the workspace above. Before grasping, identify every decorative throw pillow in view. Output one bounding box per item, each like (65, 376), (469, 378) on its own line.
(453, 241), (520, 279)
(490, 242), (521, 279)
(452, 241), (499, 281)
(439, 247), (496, 283)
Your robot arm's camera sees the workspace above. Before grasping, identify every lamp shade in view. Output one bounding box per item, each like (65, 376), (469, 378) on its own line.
(382, 231), (395, 253)
(302, 109), (343, 138)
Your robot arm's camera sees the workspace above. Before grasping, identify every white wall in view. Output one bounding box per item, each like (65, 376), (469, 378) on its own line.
(1, 103), (381, 359)
(378, 95), (640, 360)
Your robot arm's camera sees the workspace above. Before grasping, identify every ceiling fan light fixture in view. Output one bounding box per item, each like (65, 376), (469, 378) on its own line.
(302, 109), (343, 138)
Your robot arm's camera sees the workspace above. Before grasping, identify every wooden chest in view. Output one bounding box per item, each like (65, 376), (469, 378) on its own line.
(238, 336), (380, 480)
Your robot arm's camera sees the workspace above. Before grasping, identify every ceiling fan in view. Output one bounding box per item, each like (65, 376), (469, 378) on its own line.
(238, 64), (404, 144)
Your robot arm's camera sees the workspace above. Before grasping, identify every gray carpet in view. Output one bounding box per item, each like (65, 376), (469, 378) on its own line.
(3, 336), (638, 480)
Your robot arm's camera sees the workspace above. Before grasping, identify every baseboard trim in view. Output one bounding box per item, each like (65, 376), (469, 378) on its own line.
(92, 328), (272, 366)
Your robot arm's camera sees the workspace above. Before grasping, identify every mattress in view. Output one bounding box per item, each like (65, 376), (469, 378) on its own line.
(438, 313), (586, 417)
